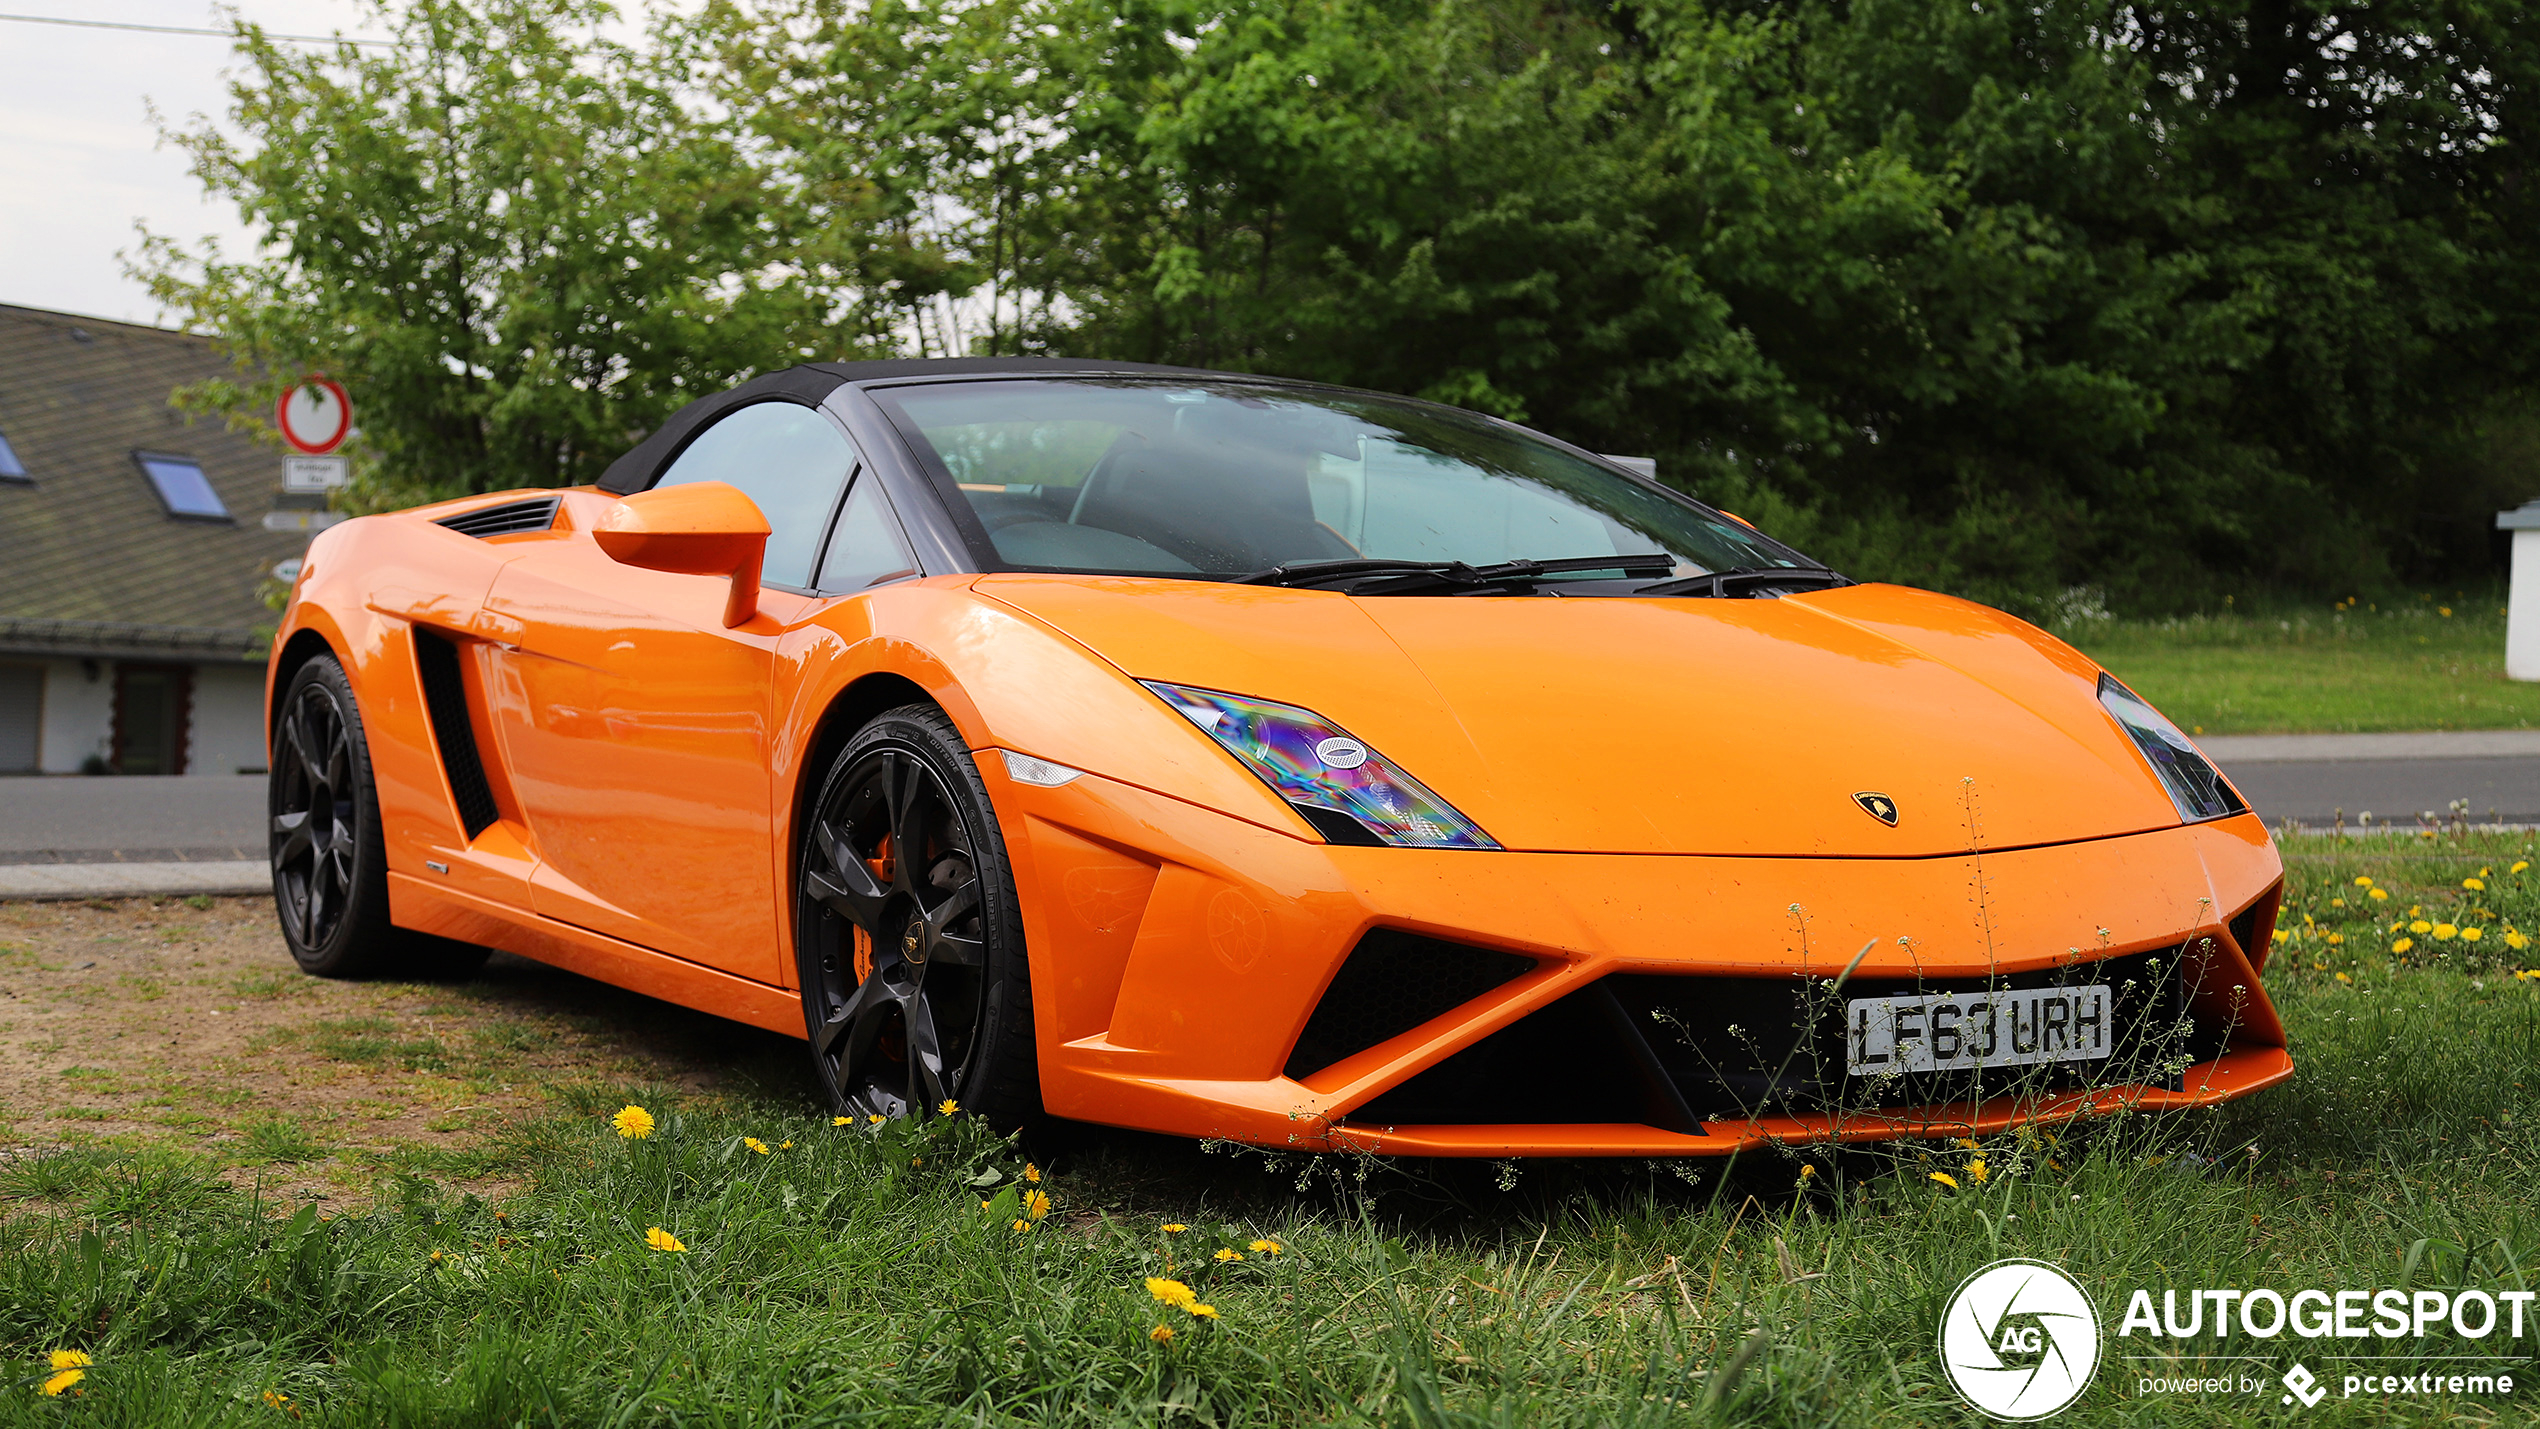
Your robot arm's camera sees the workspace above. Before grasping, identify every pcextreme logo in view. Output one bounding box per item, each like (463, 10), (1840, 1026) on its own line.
(1939, 1259), (2102, 1420)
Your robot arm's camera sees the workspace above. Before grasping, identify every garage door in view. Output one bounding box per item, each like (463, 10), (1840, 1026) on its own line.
(0, 664), (40, 773)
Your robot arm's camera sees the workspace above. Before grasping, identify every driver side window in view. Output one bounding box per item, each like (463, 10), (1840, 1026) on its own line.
(654, 402), (855, 589)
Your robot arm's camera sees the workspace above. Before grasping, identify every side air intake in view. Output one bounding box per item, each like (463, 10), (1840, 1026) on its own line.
(412, 629), (499, 839)
(436, 496), (560, 538)
(1283, 930), (1534, 1081)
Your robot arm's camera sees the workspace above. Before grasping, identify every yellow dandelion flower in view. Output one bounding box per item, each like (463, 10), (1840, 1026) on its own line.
(2466, 878), (2487, 892)
(612, 1105), (655, 1140)
(1188, 1302), (1220, 1319)
(2514, 861), (2531, 875)
(1965, 1158), (1989, 1185)
(2270, 929), (2289, 942)
(938, 1099), (960, 1116)
(2393, 938), (2414, 954)
(2335, 972), (2353, 984)
(2434, 924), (2458, 941)
(1146, 1277), (1197, 1308)
(1011, 1219), (1034, 1233)
(2369, 887), (2389, 900)
(40, 1370), (83, 1397)
(645, 1226), (687, 1253)
(744, 1137), (770, 1155)
(2353, 876), (2373, 887)
(1023, 1163), (1041, 1183)
(833, 1116), (852, 1125)
(1250, 1238), (1284, 1254)
(2463, 927), (2484, 943)
(1149, 1323), (1176, 1343)
(868, 1114), (886, 1125)
(429, 1249), (443, 1263)
(1953, 1137), (1980, 1149)
(2330, 897), (2345, 908)
(1215, 1247), (1243, 1263)
(2410, 920), (2433, 934)
(1929, 1171), (1959, 1190)
(1023, 1189), (1051, 1220)
(2508, 931), (2530, 951)
(43, 1350), (91, 1394)
(2440, 606), (2453, 617)
(261, 1389), (291, 1410)
(1797, 1164), (1816, 1179)
(2326, 932), (2343, 945)
(1162, 1223), (1187, 1234)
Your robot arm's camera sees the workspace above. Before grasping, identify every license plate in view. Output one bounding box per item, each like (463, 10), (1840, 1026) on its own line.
(1845, 985), (2112, 1075)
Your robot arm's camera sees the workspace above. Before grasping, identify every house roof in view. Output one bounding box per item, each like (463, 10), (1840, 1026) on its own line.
(0, 304), (309, 662)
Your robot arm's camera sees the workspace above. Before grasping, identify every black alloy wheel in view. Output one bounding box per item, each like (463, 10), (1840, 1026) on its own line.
(270, 652), (486, 980)
(796, 704), (1038, 1128)
(271, 665), (362, 957)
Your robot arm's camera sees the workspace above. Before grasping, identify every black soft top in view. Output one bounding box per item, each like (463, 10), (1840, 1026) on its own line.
(593, 357), (1224, 496)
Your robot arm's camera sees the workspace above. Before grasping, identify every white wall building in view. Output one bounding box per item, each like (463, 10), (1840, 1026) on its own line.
(0, 304), (320, 777)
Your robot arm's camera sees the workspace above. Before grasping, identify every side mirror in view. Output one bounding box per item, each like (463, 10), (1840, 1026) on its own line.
(595, 481), (771, 628)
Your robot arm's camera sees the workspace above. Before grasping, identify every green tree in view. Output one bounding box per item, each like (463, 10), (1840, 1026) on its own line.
(138, 0), (865, 503)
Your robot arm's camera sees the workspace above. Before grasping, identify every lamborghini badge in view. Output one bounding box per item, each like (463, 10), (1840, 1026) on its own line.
(1853, 791), (1899, 826)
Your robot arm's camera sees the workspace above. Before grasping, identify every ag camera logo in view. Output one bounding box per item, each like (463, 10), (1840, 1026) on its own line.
(1940, 1259), (2102, 1419)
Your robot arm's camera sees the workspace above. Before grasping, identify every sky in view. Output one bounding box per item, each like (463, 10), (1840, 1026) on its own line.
(0, 0), (387, 326)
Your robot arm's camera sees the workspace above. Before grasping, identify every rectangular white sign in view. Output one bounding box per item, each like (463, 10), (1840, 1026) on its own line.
(282, 456), (348, 492)
(1846, 985), (2111, 1074)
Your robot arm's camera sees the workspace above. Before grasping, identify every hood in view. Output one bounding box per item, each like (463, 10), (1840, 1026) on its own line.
(974, 575), (2186, 856)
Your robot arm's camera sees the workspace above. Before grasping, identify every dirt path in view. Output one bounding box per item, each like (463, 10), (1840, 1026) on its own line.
(0, 895), (808, 1203)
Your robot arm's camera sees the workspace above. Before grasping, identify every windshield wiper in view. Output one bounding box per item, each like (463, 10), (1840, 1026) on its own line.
(1235, 554), (1681, 595)
(1231, 558), (1463, 588)
(1635, 566), (1853, 598)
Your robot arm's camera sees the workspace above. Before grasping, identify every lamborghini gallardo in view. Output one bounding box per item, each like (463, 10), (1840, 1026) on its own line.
(265, 358), (2290, 1156)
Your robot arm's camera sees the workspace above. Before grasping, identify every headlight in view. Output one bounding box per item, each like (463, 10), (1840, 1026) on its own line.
(1140, 682), (1499, 849)
(2097, 674), (2245, 823)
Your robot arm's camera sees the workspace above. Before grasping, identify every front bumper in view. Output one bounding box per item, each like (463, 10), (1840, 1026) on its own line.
(987, 757), (2288, 1157)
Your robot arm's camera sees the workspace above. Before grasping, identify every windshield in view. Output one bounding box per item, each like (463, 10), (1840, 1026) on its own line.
(871, 378), (1815, 585)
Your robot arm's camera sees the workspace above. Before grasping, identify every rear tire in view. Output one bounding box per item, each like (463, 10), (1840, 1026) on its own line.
(269, 652), (488, 981)
(794, 703), (1041, 1132)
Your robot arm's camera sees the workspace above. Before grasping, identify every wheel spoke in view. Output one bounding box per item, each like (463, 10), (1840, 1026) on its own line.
(901, 989), (951, 1110)
(807, 821), (890, 931)
(272, 810), (312, 867)
(816, 971), (890, 1059)
(884, 753), (932, 895)
(920, 878), (984, 966)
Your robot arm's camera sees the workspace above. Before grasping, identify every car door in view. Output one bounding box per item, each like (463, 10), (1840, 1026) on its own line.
(481, 400), (863, 982)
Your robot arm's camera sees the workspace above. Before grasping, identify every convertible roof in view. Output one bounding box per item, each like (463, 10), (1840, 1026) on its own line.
(595, 357), (1231, 495)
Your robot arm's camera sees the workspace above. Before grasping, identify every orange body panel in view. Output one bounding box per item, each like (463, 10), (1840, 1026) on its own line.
(270, 490), (2290, 1157)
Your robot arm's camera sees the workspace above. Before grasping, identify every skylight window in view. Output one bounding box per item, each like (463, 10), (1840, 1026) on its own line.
(135, 451), (228, 520)
(0, 430), (24, 482)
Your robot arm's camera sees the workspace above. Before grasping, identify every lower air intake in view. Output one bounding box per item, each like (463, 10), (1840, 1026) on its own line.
(1283, 930), (1534, 1081)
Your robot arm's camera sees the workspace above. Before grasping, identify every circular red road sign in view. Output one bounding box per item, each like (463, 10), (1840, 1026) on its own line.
(275, 377), (353, 455)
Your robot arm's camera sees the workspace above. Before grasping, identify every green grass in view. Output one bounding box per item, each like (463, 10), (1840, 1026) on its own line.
(2072, 597), (2539, 735)
(2, 834), (2538, 1424)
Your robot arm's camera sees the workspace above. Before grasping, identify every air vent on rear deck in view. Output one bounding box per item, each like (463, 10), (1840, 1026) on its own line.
(436, 496), (560, 538)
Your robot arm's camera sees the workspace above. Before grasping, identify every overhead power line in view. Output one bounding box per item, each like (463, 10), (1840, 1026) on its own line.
(0, 10), (395, 44)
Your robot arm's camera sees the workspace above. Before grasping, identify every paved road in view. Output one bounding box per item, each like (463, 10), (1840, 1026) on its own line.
(0, 730), (2531, 894)
(0, 775), (266, 864)
(2201, 732), (2540, 827)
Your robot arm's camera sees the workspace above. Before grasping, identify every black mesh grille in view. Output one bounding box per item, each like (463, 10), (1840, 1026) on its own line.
(1283, 930), (1534, 1080)
(436, 496), (559, 538)
(413, 629), (499, 839)
(1349, 946), (2214, 1128)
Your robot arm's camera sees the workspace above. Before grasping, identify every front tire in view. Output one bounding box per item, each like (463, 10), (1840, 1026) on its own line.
(269, 652), (486, 980)
(795, 703), (1040, 1130)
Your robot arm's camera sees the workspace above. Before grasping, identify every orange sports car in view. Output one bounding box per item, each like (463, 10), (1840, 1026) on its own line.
(266, 358), (2289, 1157)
